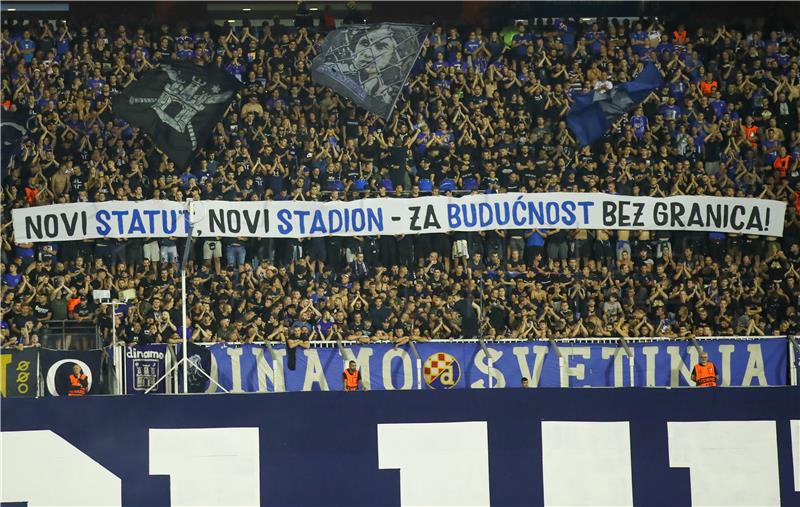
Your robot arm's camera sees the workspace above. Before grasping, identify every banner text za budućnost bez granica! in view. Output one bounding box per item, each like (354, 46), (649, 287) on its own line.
(12, 193), (786, 242)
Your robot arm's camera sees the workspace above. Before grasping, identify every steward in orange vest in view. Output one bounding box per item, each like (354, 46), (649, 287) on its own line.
(773, 149), (791, 178)
(68, 364), (88, 396)
(672, 27), (687, 45)
(342, 360), (364, 391)
(743, 121), (759, 148)
(691, 352), (718, 387)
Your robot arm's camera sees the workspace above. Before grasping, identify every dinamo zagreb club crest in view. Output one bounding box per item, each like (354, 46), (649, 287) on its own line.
(423, 352), (461, 389)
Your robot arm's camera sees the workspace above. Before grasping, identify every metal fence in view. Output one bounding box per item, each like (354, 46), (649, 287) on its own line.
(40, 320), (100, 350)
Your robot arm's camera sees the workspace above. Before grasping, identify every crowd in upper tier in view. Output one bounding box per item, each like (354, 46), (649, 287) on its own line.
(1, 11), (800, 349)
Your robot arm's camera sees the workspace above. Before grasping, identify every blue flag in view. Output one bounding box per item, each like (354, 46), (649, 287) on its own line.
(567, 63), (664, 146)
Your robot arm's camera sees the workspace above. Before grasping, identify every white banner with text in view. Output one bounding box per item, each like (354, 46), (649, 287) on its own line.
(11, 193), (787, 243)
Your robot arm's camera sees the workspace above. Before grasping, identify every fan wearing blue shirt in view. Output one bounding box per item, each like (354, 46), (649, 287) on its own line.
(584, 23), (606, 56)
(225, 58), (245, 81)
(86, 70), (106, 92)
(56, 28), (71, 55)
(450, 53), (468, 73)
(429, 27), (446, 57)
(630, 108), (649, 139)
(630, 23), (649, 55)
(175, 27), (193, 47)
(18, 30), (36, 63)
(659, 97), (682, 120)
(511, 23), (532, 58)
(431, 52), (449, 71)
(3, 265), (22, 289)
(464, 32), (481, 57)
(524, 228), (548, 265)
(668, 79), (689, 101)
(709, 94), (727, 119)
(656, 34), (674, 56)
(176, 41), (195, 60)
(774, 48), (790, 67)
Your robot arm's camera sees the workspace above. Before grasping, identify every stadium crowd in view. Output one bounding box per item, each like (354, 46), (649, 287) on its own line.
(2, 11), (800, 350)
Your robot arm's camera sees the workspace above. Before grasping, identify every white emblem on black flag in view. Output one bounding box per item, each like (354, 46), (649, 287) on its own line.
(311, 23), (430, 120)
(128, 65), (233, 149)
(112, 61), (242, 169)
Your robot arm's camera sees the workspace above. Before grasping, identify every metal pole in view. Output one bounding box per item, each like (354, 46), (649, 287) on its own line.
(788, 335), (800, 357)
(111, 303), (117, 394)
(179, 199), (195, 394)
(478, 278), (484, 340)
(548, 338), (567, 387)
(488, 356), (493, 388)
(788, 335), (799, 387)
(337, 337), (353, 361)
(143, 200), (210, 395)
(477, 279), (492, 388)
(688, 336), (703, 355)
(100, 300), (123, 394)
(264, 340), (281, 392)
(112, 303), (116, 351)
(181, 268), (188, 394)
(119, 345), (125, 395)
(416, 356), (421, 390)
(618, 337), (635, 387)
(145, 344), (229, 394)
(408, 341), (422, 390)
(477, 338), (492, 389)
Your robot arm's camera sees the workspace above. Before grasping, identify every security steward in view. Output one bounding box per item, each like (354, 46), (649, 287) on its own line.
(691, 351), (719, 388)
(342, 360), (365, 391)
(68, 364), (89, 396)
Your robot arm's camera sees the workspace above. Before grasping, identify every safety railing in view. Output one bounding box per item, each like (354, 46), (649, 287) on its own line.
(41, 320), (100, 350)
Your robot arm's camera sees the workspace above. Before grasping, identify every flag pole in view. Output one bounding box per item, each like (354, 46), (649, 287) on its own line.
(179, 199), (194, 394)
(144, 199), (228, 395)
(181, 253), (189, 393)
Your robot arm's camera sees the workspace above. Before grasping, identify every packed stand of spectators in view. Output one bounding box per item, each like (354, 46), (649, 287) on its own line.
(2, 13), (800, 351)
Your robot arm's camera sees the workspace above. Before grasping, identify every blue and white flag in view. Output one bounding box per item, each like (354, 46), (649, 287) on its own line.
(567, 62), (664, 146)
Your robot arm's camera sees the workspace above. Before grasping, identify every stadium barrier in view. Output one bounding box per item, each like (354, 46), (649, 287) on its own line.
(40, 320), (101, 350)
(1, 387), (799, 506)
(3, 336), (795, 397)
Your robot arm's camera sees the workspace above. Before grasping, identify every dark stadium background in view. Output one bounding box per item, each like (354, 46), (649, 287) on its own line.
(3, 2), (799, 31)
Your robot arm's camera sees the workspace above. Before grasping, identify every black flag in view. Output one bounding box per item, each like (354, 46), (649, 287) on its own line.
(311, 23), (430, 120)
(1, 110), (30, 170)
(112, 61), (242, 169)
(177, 342), (211, 393)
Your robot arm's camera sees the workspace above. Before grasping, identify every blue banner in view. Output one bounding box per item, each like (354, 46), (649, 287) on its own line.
(124, 344), (168, 394)
(200, 338), (788, 392)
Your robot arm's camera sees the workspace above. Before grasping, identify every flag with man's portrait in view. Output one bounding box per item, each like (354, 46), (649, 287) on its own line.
(311, 23), (430, 120)
(112, 61), (243, 169)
